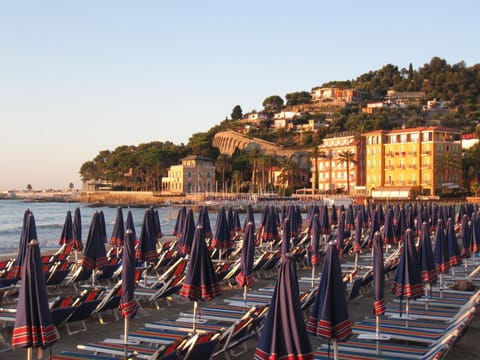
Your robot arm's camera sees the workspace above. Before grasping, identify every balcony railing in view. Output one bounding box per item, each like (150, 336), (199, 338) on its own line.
(421, 151), (431, 156)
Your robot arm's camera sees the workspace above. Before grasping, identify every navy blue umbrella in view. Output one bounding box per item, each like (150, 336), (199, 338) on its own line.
(136, 208), (159, 263)
(177, 208), (195, 256)
(434, 218), (449, 297)
(391, 228), (423, 323)
(310, 213), (321, 286)
(418, 221), (437, 286)
(173, 206), (187, 238)
(59, 210), (73, 246)
(81, 212), (109, 286)
(120, 228), (139, 359)
(281, 218), (291, 256)
(110, 207), (125, 248)
(236, 220), (256, 306)
(382, 207), (396, 251)
(12, 210), (35, 279)
(254, 255), (313, 360)
(153, 208), (163, 241)
(307, 243), (352, 358)
(197, 206), (212, 238)
(179, 225), (222, 332)
(446, 218), (462, 272)
(336, 211), (345, 256)
(211, 207), (232, 259)
(98, 210), (107, 243)
(243, 204), (256, 232)
(72, 207), (83, 252)
(372, 231), (385, 317)
(12, 238), (58, 359)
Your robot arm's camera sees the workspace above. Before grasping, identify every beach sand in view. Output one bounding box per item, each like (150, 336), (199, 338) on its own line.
(1, 253), (479, 359)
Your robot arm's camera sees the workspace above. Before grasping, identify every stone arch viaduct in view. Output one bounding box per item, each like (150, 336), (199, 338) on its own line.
(212, 130), (310, 168)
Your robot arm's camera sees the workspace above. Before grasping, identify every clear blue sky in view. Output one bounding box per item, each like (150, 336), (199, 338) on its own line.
(0, 1), (478, 190)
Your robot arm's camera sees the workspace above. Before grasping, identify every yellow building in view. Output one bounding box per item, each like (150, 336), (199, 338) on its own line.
(311, 133), (366, 194)
(365, 126), (462, 199)
(161, 155), (216, 194)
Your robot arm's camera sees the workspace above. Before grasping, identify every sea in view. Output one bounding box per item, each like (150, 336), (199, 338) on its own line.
(0, 199), (233, 257)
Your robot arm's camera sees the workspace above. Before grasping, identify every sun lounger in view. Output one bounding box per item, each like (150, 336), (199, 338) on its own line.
(126, 327), (189, 346)
(51, 351), (122, 360)
(77, 340), (164, 359)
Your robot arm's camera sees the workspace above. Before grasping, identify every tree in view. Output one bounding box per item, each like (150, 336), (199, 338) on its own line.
(245, 143), (263, 193)
(27, 184), (32, 192)
(69, 182), (74, 191)
(277, 158), (299, 193)
(216, 154), (231, 192)
(262, 95), (284, 114)
(285, 91), (312, 106)
(231, 105), (243, 120)
(336, 150), (357, 194)
(434, 152), (461, 189)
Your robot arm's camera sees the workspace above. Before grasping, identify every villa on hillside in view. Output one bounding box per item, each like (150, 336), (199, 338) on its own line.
(161, 155), (216, 194)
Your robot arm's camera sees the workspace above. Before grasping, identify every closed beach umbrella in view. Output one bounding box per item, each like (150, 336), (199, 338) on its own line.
(110, 207), (125, 248)
(281, 218), (291, 256)
(336, 211), (345, 256)
(254, 255), (313, 360)
(211, 207), (231, 258)
(418, 222), (437, 285)
(12, 239), (59, 360)
(58, 210), (73, 246)
(434, 218), (449, 297)
(372, 231), (385, 316)
(98, 211), (107, 243)
(353, 209), (363, 255)
(153, 208), (163, 241)
(72, 207), (83, 252)
(446, 217), (461, 269)
(243, 204), (255, 232)
(120, 229), (139, 359)
(236, 221), (256, 306)
(471, 212), (480, 254)
(383, 207), (396, 250)
(179, 225), (222, 332)
(125, 210), (137, 241)
(197, 206), (212, 238)
(461, 214), (471, 259)
(136, 208), (159, 263)
(82, 212), (109, 286)
(391, 228), (423, 323)
(11, 209), (35, 279)
(177, 208), (195, 256)
(173, 206), (187, 238)
(307, 243), (352, 359)
(310, 213), (321, 269)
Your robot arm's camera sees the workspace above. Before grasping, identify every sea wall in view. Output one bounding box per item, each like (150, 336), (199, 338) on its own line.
(79, 191), (200, 207)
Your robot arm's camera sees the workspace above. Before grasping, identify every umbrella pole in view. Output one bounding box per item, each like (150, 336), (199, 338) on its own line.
(92, 269), (96, 288)
(376, 315), (380, 355)
(193, 300), (198, 333)
(406, 299), (410, 328)
(243, 285), (248, 309)
(311, 265), (315, 287)
(27, 347), (32, 360)
(124, 317), (129, 360)
(439, 273), (444, 299)
(354, 253), (358, 271)
(333, 339), (338, 360)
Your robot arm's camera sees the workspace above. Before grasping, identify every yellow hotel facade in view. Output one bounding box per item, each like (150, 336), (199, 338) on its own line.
(364, 126), (462, 199)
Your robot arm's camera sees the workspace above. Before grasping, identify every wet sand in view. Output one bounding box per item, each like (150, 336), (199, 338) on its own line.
(2, 253), (479, 359)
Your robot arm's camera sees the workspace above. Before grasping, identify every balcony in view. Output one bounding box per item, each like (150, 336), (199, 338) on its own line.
(421, 151), (431, 156)
(421, 180), (431, 185)
(396, 165), (406, 169)
(408, 180), (417, 185)
(385, 165), (394, 170)
(408, 165), (417, 169)
(407, 151), (417, 156)
(385, 151), (393, 157)
(421, 164), (431, 169)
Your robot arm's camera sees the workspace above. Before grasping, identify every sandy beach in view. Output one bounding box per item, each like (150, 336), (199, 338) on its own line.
(1, 247), (479, 360)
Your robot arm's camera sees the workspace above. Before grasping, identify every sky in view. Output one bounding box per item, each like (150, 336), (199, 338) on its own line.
(0, 1), (478, 191)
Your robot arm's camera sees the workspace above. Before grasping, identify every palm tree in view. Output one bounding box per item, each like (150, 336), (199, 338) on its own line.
(216, 154), (231, 192)
(434, 152), (461, 190)
(278, 158), (299, 193)
(336, 150), (357, 194)
(246, 144), (262, 193)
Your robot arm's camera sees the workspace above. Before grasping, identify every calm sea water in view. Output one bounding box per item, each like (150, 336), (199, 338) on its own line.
(0, 200), (190, 256)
